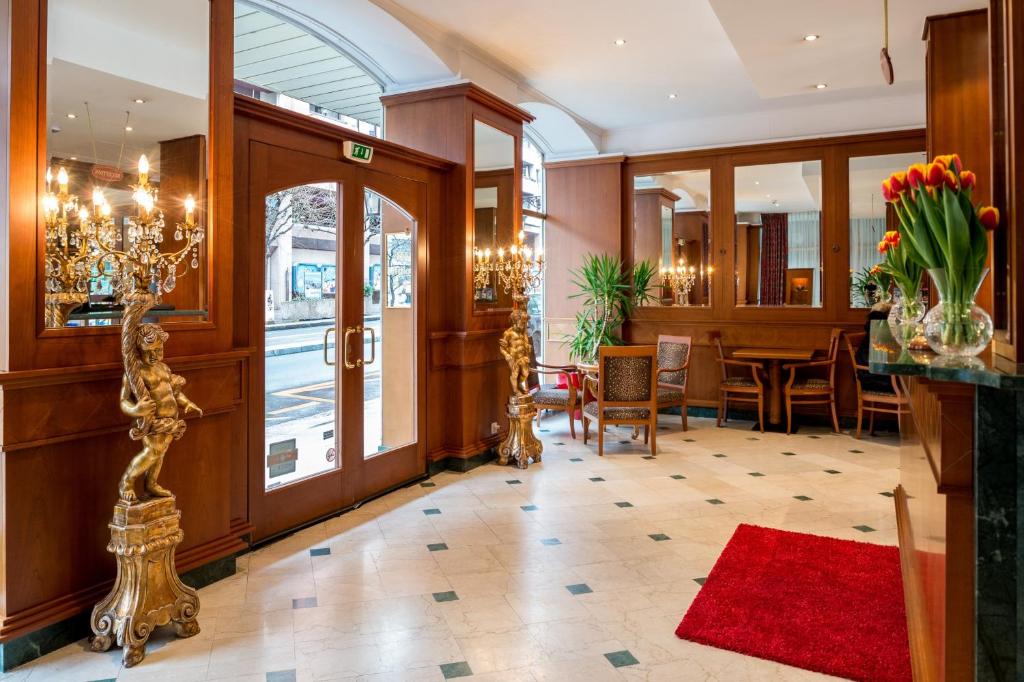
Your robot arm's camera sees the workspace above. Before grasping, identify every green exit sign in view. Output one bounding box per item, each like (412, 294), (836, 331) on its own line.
(343, 140), (374, 164)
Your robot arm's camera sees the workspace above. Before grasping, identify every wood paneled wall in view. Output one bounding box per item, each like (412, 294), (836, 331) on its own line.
(382, 84), (535, 461)
(542, 157), (624, 366)
(0, 0), (248, 643)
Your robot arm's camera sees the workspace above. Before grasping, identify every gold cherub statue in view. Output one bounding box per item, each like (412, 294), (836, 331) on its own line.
(118, 320), (202, 503)
(498, 307), (532, 395)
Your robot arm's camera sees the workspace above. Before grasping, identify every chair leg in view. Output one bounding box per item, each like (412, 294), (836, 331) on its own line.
(631, 425), (640, 440)
(716, 392), (723, 427)
(681, 400), (688, 431)
(785, 394), (792, 435)
(583, 416), (589, 444)
(650, 421), (657, 456)
(597, 419), (604, 456)
(568, 408), (577, 440)
(829, 395), (840, 433)
(868, 410), (875, 436)
(643, 425), (649, 444)
(723, 396), (729, 423)
(856, 402), (863, 439)
(757, 393), (765, 433)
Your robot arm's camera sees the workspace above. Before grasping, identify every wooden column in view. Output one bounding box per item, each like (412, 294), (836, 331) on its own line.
(381, 83), (534, 463)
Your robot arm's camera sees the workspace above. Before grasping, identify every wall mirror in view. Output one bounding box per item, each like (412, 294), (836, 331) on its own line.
(43, 0), (210, 328)
(633, 170), (712, 306)
(734, 160), (823, 307)
(472, 120), (515, 311)
(848, 151), (927, 308)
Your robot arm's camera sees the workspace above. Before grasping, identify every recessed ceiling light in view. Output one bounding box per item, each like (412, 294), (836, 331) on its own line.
(133, 98), (146, 104)
(125, 126), (133, 131)
(815, 83), (828, 89)
(66, 113), (76, 119)
(668, 93), (677, 99)
(804, 34), (820, 42)
(614, 38), (626, 46)
(70, 156), (77, 161)
(754, 181), (760, 185)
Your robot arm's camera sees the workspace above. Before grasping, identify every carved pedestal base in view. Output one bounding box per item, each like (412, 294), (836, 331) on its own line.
(498, 394), (543, 469)
(89, 496), (200, 667)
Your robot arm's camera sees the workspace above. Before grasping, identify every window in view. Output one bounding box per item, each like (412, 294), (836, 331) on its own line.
(522, 135), (546, 359)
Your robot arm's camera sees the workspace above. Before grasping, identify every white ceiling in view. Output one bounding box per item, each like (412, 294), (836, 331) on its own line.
(735, 161), (822, 214)
(382, 0), (983, 152)
(635, 170), (711, 211)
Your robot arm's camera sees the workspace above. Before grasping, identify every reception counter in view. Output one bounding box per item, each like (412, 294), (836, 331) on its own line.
(870, 322), (1023, 682)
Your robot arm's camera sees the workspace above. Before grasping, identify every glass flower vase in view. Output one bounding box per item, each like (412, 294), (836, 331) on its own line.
(922, 268), (993, 357)
(887, 285), (926, 348)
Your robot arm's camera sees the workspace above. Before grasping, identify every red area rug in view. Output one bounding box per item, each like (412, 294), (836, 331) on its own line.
(675, 524), (911, 681)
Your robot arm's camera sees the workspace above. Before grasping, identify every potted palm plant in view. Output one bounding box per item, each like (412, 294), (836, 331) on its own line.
(567, 254), (632, 364)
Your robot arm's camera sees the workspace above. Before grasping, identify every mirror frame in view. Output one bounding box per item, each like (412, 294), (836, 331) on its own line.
(470, 113), (522, 317)
(27, 0), (229, 345)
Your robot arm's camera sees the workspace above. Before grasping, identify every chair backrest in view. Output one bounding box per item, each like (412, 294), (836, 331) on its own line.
(709, 331), (728, 380)
(598, 345), (657, 407)
(656, 335), (691, 390)
(825, 328), (843, 385)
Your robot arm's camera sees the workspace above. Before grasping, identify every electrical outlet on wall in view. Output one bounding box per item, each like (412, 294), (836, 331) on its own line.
(491, 422), (500, 435)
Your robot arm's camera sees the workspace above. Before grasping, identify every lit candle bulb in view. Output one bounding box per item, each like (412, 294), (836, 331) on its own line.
(484, 248), (491, 260)
(497, 248), (505, 259)
(518, 230), (525, 242)
(43, 194), (58, 216)
(57, 167), (69, 193)
(510, 244), (518, 256)
(92, 188), (104, 208)
(184, 195), (196, 225)
(523, 246), (532, 261)
(101, 202), (111, 217)
(137, 155), (149, 185)
(78, 206), (89, 222)
(45, 167), (53, 189)
(535, 248), (543, 261)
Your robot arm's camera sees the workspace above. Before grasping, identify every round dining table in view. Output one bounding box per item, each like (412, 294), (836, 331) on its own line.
(730, 347), (815, 430)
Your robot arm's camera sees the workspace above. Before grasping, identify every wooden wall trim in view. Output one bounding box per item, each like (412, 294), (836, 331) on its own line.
(894, 484), (939, 682)
(544, 155), (626, 170)
(381, 82), (535, 124)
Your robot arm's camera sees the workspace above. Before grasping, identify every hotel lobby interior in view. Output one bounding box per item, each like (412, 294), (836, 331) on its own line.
(2, 0), (1024, 680)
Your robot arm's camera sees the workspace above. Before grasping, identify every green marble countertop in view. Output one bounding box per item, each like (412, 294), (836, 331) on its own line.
(869, 320), (1024, 390)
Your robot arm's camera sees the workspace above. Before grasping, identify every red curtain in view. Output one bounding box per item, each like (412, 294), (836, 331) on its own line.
(759, 213), (788, 305)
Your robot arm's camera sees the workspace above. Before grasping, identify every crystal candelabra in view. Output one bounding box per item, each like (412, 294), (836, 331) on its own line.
(661, 259), (712, 305)
(473, 231), (545, 468)
(41, 167), (117, 326)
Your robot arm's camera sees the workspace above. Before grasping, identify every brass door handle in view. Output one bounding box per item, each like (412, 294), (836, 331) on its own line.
(323, 326), (336, 366)
(365, 327), (376, 366)
(343, 325), (363, 369)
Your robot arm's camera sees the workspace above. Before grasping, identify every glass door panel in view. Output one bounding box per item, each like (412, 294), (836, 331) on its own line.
(363, 189), (416, 458)
(264, 182), (341, 489)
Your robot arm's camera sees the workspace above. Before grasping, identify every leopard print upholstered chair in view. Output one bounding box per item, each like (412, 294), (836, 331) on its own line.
(581, 345), (658, 456)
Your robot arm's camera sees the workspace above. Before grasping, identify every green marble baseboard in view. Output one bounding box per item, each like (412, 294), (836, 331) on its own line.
(0, 554), (237, 672)
(428, 448), (497, 476)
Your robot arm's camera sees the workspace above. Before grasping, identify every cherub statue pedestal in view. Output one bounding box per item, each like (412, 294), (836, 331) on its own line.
(497, 394), (543, 469)
(89, 496), (200, 667)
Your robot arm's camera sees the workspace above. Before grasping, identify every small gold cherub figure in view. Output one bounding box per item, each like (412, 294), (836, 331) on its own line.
(118, 323), (202, 503)
(498, 307), (533, 395)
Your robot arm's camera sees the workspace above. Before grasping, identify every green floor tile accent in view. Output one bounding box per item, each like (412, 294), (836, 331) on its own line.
(292, 597), (317, 609)
(266, 671), (297, 682)
(694, 577), (707, 585)
(748, 472), (765, 477)
(824, 469), (841, 474)
(670, 474), (686, 480)
(615, 501), (634, 508)
(618, 440), (631, 444)
(849, 449), (864, 454)
(808, 435), (822, 439)
(440, 661), (473, 679)
(781, 451), (798, 456)
(684, 438), (696, 442)
(521, 504), (538, 511)
(648, 533), (670, 541)
(854, 525), (876, 532)
(879, 491), (895, 497)
(506, 479), (522, 485)
(604, 650), (639, 667)
(554, 442), (566, 446)
(420, 481), (436, 488)
(309, 547), (330, 556)
(423, 508), (441, 515)
(794, 495), (813, 501)
(706, 498), (724, 505)
(433, 591), (459, 602)
(427, 543), (449, 552)
(642, 455), (656, 460)
(589, 477), (605, 482)
(570, 457), (583, 462)
(566, 583), (593, 595)
(713, 453), (727, 458)
(746, 437), (760, 441)
(540, 538), (561, 546)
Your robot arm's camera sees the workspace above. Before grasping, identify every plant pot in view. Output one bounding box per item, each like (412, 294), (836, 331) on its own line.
(887, 286), (926, 348)
(922, 268), (993, 357)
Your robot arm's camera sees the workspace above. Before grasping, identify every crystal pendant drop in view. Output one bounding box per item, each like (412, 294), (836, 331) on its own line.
(164, 271), (176, 293)
(174, 229), (183, 241)
(191, 256), (199, 269)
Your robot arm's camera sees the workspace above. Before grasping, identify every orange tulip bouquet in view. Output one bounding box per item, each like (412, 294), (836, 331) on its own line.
(882, 154), (998, 356)
(876, 228), (924, 346)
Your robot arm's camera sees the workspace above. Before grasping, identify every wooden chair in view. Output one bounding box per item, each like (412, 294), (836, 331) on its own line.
(582, 345), (658, 456)
(655, 335), (691, 431)
(529, 358), (580, 439)
(710, 331), (765, 432)
(783, 328), (842, 435)
(845, 331), (910, 438)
